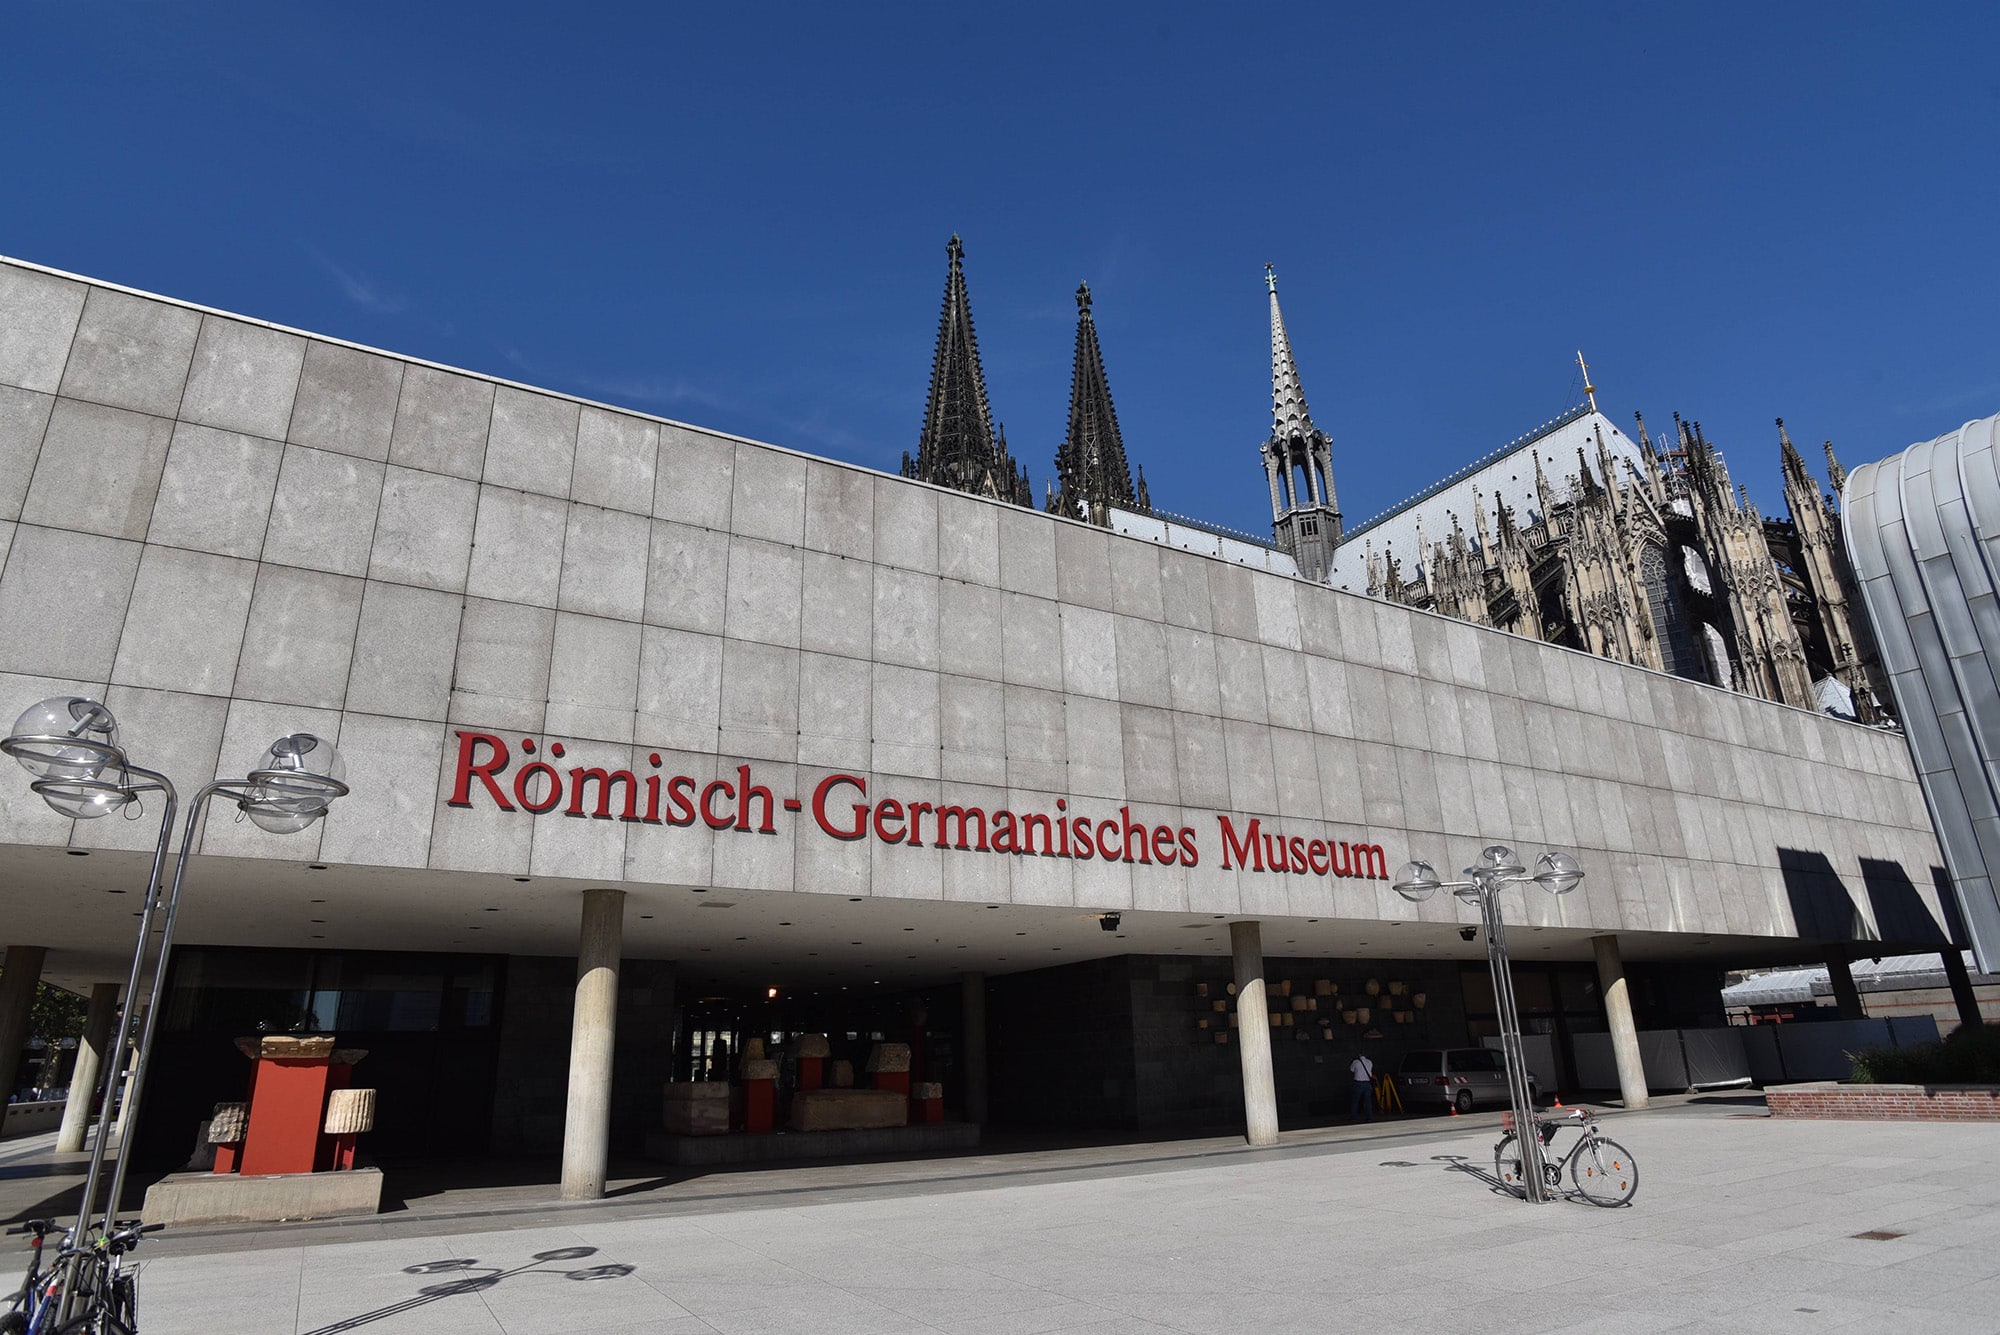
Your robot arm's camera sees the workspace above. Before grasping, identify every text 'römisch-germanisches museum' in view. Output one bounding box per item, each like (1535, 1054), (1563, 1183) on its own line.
(0, 246), (1960, 1219)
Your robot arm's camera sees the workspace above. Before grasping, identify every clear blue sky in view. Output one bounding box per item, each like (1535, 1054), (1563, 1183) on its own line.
(7, 3), (1996, 536)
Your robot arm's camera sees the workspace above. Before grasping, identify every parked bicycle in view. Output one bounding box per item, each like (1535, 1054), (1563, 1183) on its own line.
(1494, 1106), (1638, 1206)
(2, 1218), (66, 1334)
(4, 1218), (160, 1335)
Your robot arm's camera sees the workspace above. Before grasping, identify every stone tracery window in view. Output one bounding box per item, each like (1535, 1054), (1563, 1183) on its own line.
(1642, 543), (1701, 681)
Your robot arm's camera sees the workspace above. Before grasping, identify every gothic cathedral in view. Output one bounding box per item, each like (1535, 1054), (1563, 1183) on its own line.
(904, 240), (1891, 723)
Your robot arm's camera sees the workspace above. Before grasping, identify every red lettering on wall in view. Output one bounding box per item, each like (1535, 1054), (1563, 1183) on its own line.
(735, 764), (775, 833)
(1218, 815), (1263, 871)
(664, 775), (697, 827)
(700, 778), (736, 830)
(1307, 838), (1330, 875)
(812, 774), (868, 840)
(1150, 825), (1178, 866)
(1177, 827), (1200, 868)
(873, 797), (906, 844)
(991, 811), (1019, 854)
(566, 767), (640, 821)
(1070, 815), (1096, 860)
(514, 761), (563, 814)
(447, 731), (515, 810)
(935, 805), (989, 851)
(1118, 807), (1152, 865)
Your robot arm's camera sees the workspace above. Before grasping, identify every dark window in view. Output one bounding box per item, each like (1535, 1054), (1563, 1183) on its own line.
(165, 948), (497, 1034)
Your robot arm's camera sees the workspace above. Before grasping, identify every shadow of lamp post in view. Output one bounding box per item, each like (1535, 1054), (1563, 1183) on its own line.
(2, 697), (347, 1257)
(1392, 845), (1583, 1203)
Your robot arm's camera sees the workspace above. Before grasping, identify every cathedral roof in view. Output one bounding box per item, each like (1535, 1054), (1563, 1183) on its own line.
(1325, 405), (1646, 591)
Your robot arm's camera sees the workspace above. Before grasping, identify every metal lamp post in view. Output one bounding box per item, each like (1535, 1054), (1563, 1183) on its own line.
(1392, 845), (1583, 1203)
(2, 697), (347, 1252)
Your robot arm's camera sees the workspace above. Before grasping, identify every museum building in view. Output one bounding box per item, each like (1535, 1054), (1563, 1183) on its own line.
(0, 254), (1959, 1199)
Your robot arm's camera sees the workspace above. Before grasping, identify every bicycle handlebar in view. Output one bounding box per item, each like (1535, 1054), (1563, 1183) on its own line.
(5, 1219), (61, 1237)
(99, 1222), (164, 1255)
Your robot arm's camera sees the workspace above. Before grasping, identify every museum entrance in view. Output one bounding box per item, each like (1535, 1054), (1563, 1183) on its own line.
(136, 946), (506, 1174)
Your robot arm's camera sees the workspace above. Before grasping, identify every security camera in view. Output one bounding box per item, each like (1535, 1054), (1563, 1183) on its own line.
(1098, 913), (1121, 932)
(1458, 926), (1479, 942)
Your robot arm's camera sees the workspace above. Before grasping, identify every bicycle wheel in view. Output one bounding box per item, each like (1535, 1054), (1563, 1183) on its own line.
(52, 1312), (133, 1335)
(1570, 1136), (1638, 1206)
(2, 1309), (27, 1334)
(1493, 1133), (1526, 1196)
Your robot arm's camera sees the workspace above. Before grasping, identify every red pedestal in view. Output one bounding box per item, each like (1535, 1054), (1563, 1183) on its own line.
(214, 1037), (369, 1178)
(743, 1078), (776, 1134)
(916, 1096), (943, 1124)
(238, 1056), (332, 1177)
(796, 1056), (823, 1091)
(872, 1070), (910, 1096)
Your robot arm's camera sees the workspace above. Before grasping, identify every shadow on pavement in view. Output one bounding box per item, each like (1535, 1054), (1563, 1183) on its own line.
(300, 1246), (635, 1335)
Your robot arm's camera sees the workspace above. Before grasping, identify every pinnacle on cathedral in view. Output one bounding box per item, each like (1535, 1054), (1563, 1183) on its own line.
(902, 235), (1032, 506)
(1260, 265), (1341, 581)
(1048, 283), (1143, 525)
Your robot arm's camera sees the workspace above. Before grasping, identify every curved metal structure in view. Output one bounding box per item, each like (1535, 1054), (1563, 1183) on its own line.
(1845, 411), (2000, 971)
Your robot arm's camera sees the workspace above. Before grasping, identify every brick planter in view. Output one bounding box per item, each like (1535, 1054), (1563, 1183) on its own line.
(1766, 1081), (2000, 1121)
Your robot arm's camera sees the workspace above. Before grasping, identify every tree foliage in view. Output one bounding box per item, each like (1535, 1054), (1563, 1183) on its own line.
(29, 981), (89, 1044)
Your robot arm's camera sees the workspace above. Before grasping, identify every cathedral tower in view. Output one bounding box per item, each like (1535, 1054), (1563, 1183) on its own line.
(1777, 419), (1889, 720)
(902, 236), (1032, 506)
(1048, 283), (1143, 525)
(1261, 267), (1341, 580)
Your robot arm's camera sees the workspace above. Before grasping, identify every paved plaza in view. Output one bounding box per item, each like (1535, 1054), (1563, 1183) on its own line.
(24, 1101), (1984, 1334)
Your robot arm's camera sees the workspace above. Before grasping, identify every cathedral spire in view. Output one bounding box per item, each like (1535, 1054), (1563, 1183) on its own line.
(904, 235), (1031, 506)
(1267, 264), (1322, 448)
(1824, 440), (1847, 493)
(1049, 282), (1141, 524)
(1260, 265), (1341, 580)
(1778, 417), (1824, 508)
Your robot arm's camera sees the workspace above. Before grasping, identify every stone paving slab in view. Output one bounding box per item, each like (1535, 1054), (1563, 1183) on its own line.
(96, 1106), (2000, 1334)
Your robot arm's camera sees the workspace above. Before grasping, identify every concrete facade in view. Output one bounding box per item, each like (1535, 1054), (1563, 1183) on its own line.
(0, 255), (1954, 986)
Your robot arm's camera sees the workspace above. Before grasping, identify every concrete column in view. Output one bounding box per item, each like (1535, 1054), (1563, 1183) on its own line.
(1940, 948), (1983, 1030)
(55, 983), (120, 1154)
(560, 888), (625, 1202)
(0, 946), (48, 1098)
(960, 971), (988, 1125)
(1229, 921), (1279, 1146)
(1826, 955), (1865, 1019)
(1591, 934), (1649, 1111)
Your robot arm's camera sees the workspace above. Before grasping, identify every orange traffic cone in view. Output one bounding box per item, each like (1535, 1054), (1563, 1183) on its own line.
(1553, 1097), (1564, 1108)
(1448, 1103), (1459, 1116)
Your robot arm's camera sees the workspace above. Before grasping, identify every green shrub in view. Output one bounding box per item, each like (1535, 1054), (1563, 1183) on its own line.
(1848, 1023), (2000, 1084)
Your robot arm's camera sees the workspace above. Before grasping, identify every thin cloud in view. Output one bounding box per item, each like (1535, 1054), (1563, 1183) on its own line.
(302, 244), (409, 315)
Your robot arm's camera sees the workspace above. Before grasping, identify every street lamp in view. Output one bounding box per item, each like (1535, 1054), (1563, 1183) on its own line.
(2, 697), (348, 1255)
(1393, 845), (1583, 1203)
